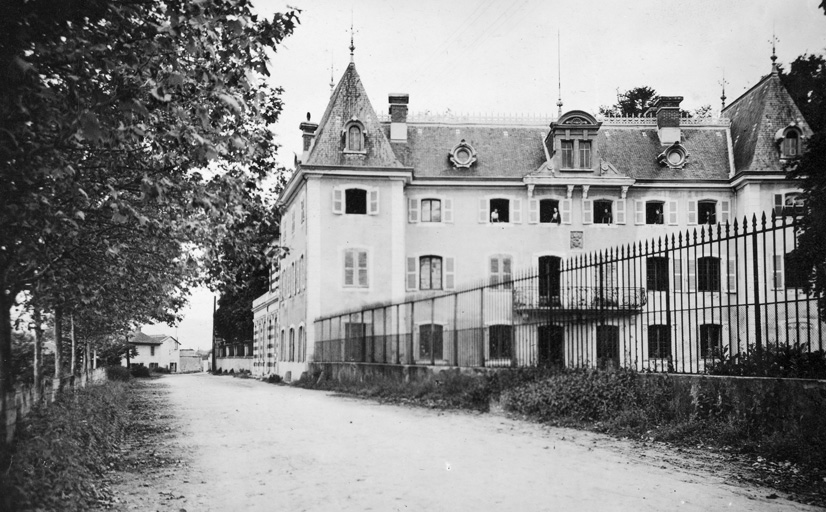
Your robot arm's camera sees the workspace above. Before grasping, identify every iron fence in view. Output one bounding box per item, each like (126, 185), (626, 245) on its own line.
(314, 213), (824, 373)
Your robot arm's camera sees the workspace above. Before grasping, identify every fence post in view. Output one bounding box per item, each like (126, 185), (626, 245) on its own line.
(751, 215), (763, 354)
(409, 302), (415, 365)
(453, 292), (459, 367)
(479, 285), (485, 367)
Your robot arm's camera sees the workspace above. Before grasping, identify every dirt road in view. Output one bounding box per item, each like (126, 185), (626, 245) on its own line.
(99, 373), (820, 511)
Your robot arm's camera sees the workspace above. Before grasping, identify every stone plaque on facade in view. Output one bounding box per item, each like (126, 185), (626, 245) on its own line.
(570, 231), (583, 249)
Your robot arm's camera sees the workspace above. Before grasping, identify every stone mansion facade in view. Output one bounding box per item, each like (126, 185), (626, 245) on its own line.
(251, 55), (813, 380)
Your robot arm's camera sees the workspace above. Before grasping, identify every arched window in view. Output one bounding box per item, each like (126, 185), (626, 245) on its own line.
(298, 326), (305, 362)
(280, 329), (285, 361)
(782, 130), (800, 158)
(289, 328), (295, 362)
(345, 120), (365, 152)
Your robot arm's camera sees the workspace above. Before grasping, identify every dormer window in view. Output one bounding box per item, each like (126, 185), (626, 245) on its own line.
(783, 130), (800, 158)
(657, 142), (688, 169)
(549, 111), (601, 171)
(776, 125), (803, 159)
(343, 119), (366, 153)
(449, 139), (477, 169)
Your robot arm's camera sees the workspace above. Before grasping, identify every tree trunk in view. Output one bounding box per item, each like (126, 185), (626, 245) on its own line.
(125, 335), (131, 368)
(54, 307), (63, 393)
(0, 293), (13, 446)
(33, 307), (43, 402)
(70, 313), (76, 376)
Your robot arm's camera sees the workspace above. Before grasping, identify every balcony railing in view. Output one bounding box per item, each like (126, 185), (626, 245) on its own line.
(514, 285), (647, 311)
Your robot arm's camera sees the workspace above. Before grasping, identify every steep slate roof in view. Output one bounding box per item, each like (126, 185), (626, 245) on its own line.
(305, 62), (404, 168)
(723, 70), (813, 174)
(598, 127), (730, 181)
(390, 125), (546, 178)
(387, 123), (730, 181)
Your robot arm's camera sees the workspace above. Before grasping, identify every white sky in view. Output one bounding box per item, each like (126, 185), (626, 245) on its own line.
(144, 0), (826, 351)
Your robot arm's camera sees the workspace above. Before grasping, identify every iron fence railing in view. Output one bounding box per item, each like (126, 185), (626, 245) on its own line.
(314, 213), (824, 373)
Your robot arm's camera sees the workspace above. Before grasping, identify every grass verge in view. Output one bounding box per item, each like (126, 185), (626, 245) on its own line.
(0, 379), (131, 512)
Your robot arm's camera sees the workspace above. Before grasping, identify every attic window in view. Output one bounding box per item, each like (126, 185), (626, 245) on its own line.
(343, 119), (366, 153)
(657, 142), (688, 169)
(782, 129), (800, 158)
(449, 139), (477, 169)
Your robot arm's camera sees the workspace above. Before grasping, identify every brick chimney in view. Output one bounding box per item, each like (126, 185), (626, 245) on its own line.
(653, 96), (683, 145)
(299, 113), (318, 164)
(389, 94), (409, 142)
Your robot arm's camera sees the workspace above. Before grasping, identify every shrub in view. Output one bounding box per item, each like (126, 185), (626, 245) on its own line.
(706, 345), (826, 379)
(129, 364), (150, 378)
(152, 366), (171, 374)
(266, 373), (282, 384)
(105, 365), (132, 382)
(0, 382), (131, 511)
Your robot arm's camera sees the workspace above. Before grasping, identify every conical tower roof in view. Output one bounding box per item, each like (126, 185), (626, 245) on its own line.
(723, 71), (813, 173)
(305, 62), (404, 169)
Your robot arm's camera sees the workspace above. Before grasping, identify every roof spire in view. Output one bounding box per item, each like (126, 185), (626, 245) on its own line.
(329, 54), (335, 93)
(349, 11), (356, 63)
(719, 69), (728, 110)
(769, 27), (779, 74)
(556, 30), (563, 118)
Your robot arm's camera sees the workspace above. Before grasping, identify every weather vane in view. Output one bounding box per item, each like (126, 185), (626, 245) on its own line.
(769, 28), (779, 71)
(719, 69), (728, 110)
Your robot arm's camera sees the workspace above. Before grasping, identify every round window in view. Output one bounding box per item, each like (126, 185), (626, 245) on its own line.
(667, 149), (684, 166)
(455, 148), (470, 164)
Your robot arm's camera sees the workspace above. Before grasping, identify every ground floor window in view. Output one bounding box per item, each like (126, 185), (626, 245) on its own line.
(489, 324), (512, 360)
(648, 324), (671, 359)
(419, 324), (444, 360)
(596, 325), (619, 367)
(699, 324), (721, 358)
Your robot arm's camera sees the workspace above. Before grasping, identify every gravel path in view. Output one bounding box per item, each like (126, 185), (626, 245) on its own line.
(99, 373), (822, 511)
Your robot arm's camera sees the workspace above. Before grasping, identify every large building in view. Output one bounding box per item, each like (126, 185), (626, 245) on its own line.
(253, 51), (814, 380)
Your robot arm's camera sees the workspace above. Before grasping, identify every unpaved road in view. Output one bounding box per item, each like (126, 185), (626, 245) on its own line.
(99, 374), (821, 511)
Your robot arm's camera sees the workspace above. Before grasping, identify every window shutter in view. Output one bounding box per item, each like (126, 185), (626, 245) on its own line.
(444, 198), (454, 223)
(687, 200), (697, 225)
(720, 200), (730, 224)
(616, 200), (626, 225)
(773, 254), (784, 289)
(561, 199), (572, 224)
(673, 258), (683, 292)
(489, 257), (500, 286)
(635, 200), (645, 225)
(358, 250), (368, 286)
(668, 200), (678, 226)
(582, 199), (593, 224)
(344, 250), (354, 286)
(333, 187), (343, 214)
(479, 198), (488, 223)
(369, 189), (379, 215)
(445, 257), (456, 290)
(512, 199), (523, 223)
(727, 258), (736, 293)
(688, 258), (696, 292)
(406, 257), (417, 291)
(408, 198), (419, 223)
(528, 199), (539, 224)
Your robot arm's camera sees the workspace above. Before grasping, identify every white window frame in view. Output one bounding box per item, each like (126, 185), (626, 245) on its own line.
(529, 197), (571, 225)
(408, 195), (454, 224)
(687, 198), (730, 226)
(333, 186), (380, 215)
(480, 196), (522, 225)
(406, 254), (456, 291)
(343, 247), (370, 289)
(588, 198), (617, 226)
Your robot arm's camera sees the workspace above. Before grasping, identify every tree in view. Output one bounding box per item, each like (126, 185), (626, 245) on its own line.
(780, 54), (826, 133)
(784, 50), (826, 317)
(0, 0), (298, 441)
(599, 86), (658, 117)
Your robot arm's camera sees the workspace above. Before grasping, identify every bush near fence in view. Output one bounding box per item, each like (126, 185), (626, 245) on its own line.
(0, 380), (130, 512)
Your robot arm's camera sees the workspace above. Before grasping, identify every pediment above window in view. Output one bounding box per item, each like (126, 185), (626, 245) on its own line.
(449, 139), (477, 169)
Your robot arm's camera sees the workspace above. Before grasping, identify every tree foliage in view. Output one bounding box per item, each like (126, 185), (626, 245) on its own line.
(785, 53), (826, 316)
(599, 86), (658, 117)
(0, 0), (299, 420)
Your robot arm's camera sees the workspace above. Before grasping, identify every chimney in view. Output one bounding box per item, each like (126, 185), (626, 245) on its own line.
(299, 113), (318, 164)
(653, 96), (683, 145)
(388, 93), (409, 142)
